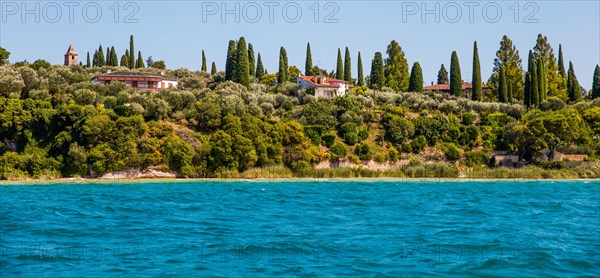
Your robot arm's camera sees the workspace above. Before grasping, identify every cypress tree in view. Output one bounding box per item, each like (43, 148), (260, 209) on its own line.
(524, 72), (531, 107)
(201, 50), (207, 72)
(256, 52), (265, 79)
(408, 62), (423, 92)
(106, 47), (110, 65)
(211, 62), (217, 75)
(110, 47), (118, 66)
(507, 81), (513, 103)
(472, 41), (482, 101)
(537, 57), (546, 101)
(256, 53), (265, 79)
(235, 37), (250, 89)
(121, 50), (129, 67)
(86, 52), (90, 68)
(248, 44), (255, 77)
(593, 65), (600, 99)
(97, 45), (105, 67)
(225, 40), (237, 81)
(370, 52), (384, 90)
(336, 48), (344, 80)
(136, 51), (145, 68)
(437, 64), (449, 84)
(129, 35), (135, 69)
(278, 47), (289, 83)
(530, 51), (539, 107)
(344, 47), (352, 83)
(557, 44), (567, 89)
(305, 42), (313, 76)
(450, 51), (462, 96)
(357, 52), (364, 86)
(498, 66), (507, 103)
(567, 62), (582, 102)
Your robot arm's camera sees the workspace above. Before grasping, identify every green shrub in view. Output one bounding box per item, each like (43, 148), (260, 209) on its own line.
(443, 143), (462, 161)
(354, 143), (372, 160)
(465, 151), (489, 167)
(344, 132), (359, 145)
(321, 134), (336, 147)
(329, 143), (347, 159)
(411, 136), (426, 153)
(536, 161), (565, 170)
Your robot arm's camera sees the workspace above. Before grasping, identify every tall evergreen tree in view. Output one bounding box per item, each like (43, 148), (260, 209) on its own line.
(136, 51), (145, 68)
(408, 62), (423, 92)
(524, 72), (531, 107)
(129, 35), (135, 69)
(450, 51), (462, 96)
(235, 37), (250, 88)
(305, 42), (313, 76)
(567, 61), (581, 102)
(106, 47), (110, 65)
(437, 64), (449, 84)
(211, 62), (217, 75)
(278, 47), (288, 83)
(357, 52), (364, 86)
(336, 48), (344, 80)
(256, 53), (265, 79)
(225, 40), (237, 81)
(593, 65), (600, 99)
(384, 40), (410, 92)
(86, 52), (91, 68)
(498, 66), (507, 103)
(557, 44), (567, 89)
(529, 51), (539, 107)
(201, 50), (207, 72)
(121, 50), (129, 68)
(370, 52), (385, 90)
(110, 47), (118, 67)
(248, 44), (255, 77)
(533, 34), (559, 97)
(472, 41), (482, 101)
(344, 47), (352, 83)
(489, 35), (523, 100)
(537, 57), (546, 100)
(97, 45), (105, 67)
(507, 81), (513, 103)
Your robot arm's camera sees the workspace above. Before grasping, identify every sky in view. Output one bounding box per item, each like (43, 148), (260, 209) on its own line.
(1, 0), (599, 89)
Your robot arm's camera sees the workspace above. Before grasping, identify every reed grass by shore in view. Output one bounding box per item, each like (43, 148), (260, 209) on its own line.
(2, 163), (598, 182)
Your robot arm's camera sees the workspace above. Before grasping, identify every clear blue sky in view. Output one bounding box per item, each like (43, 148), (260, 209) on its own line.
(1, 0), (599, 88)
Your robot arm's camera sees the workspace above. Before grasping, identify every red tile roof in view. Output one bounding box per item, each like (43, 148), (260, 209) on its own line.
(563, 154), (588, 161)
(424, 82), (490, 91)
(299, 75), (348, 88)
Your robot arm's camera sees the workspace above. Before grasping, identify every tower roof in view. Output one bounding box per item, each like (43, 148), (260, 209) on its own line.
(65, 44), (77, 55)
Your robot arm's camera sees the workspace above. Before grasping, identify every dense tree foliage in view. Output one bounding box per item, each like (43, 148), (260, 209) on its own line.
(489, 35), (523, 100)
(370, 52), (385, 90)
(357, 52), (364, 86)
(384, 40), (409, 92)
(450, 51), (462, 96)
(408, 62), (423, 92)
(472, 41), (482, 101)
(437, 64), (448, 84)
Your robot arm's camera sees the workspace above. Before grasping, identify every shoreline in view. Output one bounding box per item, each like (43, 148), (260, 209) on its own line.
(1, 177), (598, 185)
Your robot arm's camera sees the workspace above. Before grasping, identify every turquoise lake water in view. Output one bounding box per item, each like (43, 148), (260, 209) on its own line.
(1, 180), (599, 277)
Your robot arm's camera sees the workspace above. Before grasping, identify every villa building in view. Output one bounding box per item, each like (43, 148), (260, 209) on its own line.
(424, 81), (490, 98)
(92, 71), (178, 91)
(297, 75), (349, 98)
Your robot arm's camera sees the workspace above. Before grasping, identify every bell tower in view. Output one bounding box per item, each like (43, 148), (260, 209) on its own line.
(64, 44), (78, 66)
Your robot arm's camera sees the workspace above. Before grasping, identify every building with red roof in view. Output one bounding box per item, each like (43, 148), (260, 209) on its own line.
(423, 81), (491, 98)
(297, 75), (349, 98)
